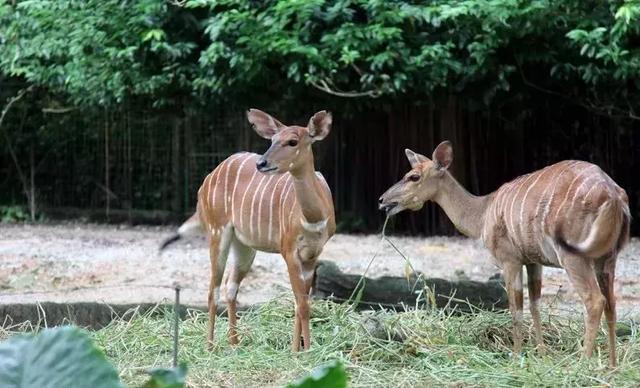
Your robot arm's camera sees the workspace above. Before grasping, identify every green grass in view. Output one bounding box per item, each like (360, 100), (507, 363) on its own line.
(58, 297), (640, 387)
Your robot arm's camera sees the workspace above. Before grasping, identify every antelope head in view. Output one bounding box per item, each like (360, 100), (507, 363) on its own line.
(248, 109), (332, 175)
(378, 141), (453, 216)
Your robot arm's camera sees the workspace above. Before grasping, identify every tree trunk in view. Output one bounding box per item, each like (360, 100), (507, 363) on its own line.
(171, 116), (182, 215)
(28, 143), (36, 221)
(105, 110), (110, 220)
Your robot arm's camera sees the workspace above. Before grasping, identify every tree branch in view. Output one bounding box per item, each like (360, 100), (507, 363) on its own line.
(42, 107), (76, 114)
(309, 79), (382, 98)
(0, 86), (34, 130)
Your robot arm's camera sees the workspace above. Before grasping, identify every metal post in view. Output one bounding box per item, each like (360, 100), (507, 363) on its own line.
(173, 286), (181, 368)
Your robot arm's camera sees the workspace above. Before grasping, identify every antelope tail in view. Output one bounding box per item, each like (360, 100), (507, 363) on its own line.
(555, 199), (630, 258)
(159, 211), (203, 252)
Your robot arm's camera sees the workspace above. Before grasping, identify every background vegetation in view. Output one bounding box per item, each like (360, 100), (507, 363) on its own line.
(1, 0), (639, 234)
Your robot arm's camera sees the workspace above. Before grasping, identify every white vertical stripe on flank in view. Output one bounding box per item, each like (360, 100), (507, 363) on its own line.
(210, 154), (240, 214)
(210, 169), (221, 213)
(518, 167), (548, 242)
(200, 173), (212, 211)
(224, 155), (241, 215)
(230, 154), (252, 223)
(569, 166), (598, 205)
(533, 166), (559, 235)
(282, 177), (295, 229)
(541, 161), (578, 234)
(582, 181), (601, 203)
(250, 175), (268, 237)
(508, 173), (534, 244)
(269, 174), (289, 243)
(491, 190), (502, 226)
(289, 196), (297, 226)
(257, 174), (275, 240)
(279, 176), (293, 236)
(553, 163), (592, 222)
(239, 168), (258, 232)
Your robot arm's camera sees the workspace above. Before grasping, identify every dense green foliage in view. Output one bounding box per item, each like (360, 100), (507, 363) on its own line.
(1, 0), (639, 111)
(1, 0), (639, 230)
(0, 0), (197, 107)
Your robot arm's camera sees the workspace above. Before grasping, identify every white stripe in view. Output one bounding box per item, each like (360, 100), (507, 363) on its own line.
(553, 163), (592, 222)
(230, 155), (252, 223)
(572, 170), (598, 199)
(582, 182), (600, 203)
(492, 191), (502, 226)
(541, 162), (578, 234)
(257, 174), (275, 240)
(239, 168), (259, 232)
(568, 169), (599, 214)
(533, 166), (559, 235)
(224, 156), (241, 215)
(279, 176), (293, 236)
(508, 173), (534, 245)
(250, 175), (267, 236)
(281, 177), (295, 230)
(200, 173), (212, 210)
(289, 196), (297, 226)
(518, 168), (549, 243)
(210, 155), (241, 213)
(210, 169), (220, 213)
(269, 174), (289, 243)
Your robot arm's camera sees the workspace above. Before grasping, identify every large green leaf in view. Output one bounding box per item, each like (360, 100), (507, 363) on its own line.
(0, 326), (123, 388)
(144, 363), (188, 388)
(286, 360), (347, 388)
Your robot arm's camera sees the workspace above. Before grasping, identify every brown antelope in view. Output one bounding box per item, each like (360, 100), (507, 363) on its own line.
(161, 109), (336, 351)
(378, 141), (629, 366)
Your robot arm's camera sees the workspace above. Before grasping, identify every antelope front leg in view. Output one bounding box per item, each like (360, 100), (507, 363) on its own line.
(285, 256), (312, 351)
(503, 263), (524, 355)
(206, 232), (231, 350)
(526, 264), (544, 352)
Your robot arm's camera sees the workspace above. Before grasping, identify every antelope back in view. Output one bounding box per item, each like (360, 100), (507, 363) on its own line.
(482, 160), (629, 262)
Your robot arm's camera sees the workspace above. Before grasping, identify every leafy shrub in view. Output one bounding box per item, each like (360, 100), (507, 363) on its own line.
(0, 206), (28, 223)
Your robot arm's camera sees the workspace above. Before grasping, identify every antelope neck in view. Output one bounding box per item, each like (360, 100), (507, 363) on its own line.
(432, 171), (492, 239)
(289, 152), (327, 224)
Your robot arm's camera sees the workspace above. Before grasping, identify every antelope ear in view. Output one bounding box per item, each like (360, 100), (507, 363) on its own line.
(308, 110), (332, 141)
(405, 148), (429, 168)
(247, 109), (285, 139)
(432, 141), (453, 170)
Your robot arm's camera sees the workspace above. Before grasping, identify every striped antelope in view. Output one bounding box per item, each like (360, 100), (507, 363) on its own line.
(378, 141), (629, 366)
(161, 109), (336, 351)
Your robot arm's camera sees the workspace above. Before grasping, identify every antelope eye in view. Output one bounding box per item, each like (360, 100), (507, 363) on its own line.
(408, 175), (420, 182)
(288, 139), (298, 147)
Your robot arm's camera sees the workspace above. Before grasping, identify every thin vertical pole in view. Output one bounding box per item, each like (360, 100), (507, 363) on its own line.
(173, 286), (181, 368)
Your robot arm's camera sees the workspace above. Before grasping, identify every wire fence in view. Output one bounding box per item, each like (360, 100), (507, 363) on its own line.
(3, 86), (638, 234)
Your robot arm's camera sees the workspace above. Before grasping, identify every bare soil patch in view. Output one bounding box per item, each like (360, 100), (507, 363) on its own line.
(1, 223), (638, 317)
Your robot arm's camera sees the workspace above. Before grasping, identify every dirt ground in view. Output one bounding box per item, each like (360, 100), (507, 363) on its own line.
(1, 223), (639, 317)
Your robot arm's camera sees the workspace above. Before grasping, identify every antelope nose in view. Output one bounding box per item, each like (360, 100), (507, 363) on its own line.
(256, 158), (267, 170)
(378, 196), (384, 204)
